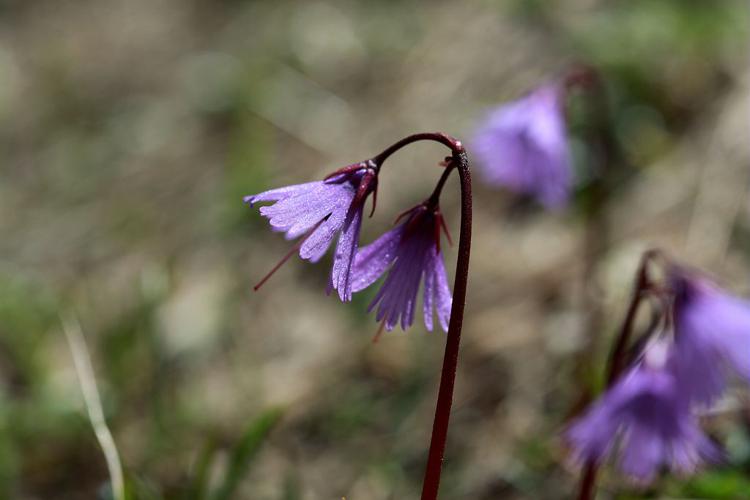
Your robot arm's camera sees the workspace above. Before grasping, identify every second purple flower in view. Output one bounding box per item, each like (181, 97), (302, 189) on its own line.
(352, 203), (453, 333)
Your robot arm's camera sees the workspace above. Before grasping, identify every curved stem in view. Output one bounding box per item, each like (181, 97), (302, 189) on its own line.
(576, 463), (597, 500)
(420, 150), (472, 500)
(428, 164), (455, 207)
(372, 132), (464, 167)
(367, 133), (471, 500)
(606, 250), (656, 385)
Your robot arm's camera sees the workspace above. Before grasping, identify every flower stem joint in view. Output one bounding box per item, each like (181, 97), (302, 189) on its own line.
(324, 159), (380, 218)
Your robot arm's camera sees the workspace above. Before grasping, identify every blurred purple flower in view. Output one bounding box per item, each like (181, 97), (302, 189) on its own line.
(244, 164), (377, 301)
(670, 268), (750, 406)
(471, 84), (572, 209)
(566, 342), (719, 483)
(352, 204), (452, 332)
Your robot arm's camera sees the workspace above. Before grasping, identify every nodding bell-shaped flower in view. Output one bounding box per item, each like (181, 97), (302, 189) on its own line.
(244, 161), (378, 301)
(471, 84), (572, 209)
(670, 267), (750, 407)
(566, 341), (720, 484)
(351, 202), (453, 333)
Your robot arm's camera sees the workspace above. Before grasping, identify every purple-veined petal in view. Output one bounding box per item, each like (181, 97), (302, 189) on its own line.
(370, 231), (427, 331)
(351, 225), (404, 293)
(432, 250), (452, 332)
(244, 181), (322, 207)
(299, 198), (351, 263)
(258, 182), (351, 237)
(329, 207), (363, 302)
(422, 260), (435, 332)
(358, 208), (455, 333)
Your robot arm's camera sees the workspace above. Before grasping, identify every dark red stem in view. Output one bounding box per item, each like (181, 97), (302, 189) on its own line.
(606, 250), (656, 385)
(372, 132), (464, 167)
(365, 133), (470, 500)
(575, 250), (656, 500)
(420, 150), (472, 500)
(428, 164), (455, 207)
(577, 463), (597, 500)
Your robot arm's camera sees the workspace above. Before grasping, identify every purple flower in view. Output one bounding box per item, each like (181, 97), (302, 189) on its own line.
(471, 84), (571, 209)
(244, 163), (377, 301)
(670, 269), (750, 407)
(351, 203), (452, 332)
(566, 342), (719, 483)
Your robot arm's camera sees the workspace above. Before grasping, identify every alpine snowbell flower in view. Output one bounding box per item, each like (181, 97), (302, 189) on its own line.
(670, 267), (750, 407)
(245, 132), (472, 500)
(471, 84), (571, 209)
(567, 341), (719, 484)
(352, 202), (452, 332)
(244, 162), (378, 301)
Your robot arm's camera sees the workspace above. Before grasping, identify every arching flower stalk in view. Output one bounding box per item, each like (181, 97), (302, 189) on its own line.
(245, 133), (472, 500)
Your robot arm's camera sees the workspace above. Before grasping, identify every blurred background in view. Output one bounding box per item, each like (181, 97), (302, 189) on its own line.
(1, 0), (750, 498)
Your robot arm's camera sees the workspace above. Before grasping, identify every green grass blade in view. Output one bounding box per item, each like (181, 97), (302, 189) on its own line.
(185, 439), (217, 500)
(212, 408), (283, 500)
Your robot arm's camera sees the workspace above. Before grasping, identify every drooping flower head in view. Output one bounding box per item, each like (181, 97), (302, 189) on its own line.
(352, 202), (453, 332)
(566, 341), (719, 484)
(244, 161), (378, 301)
(471, 84), (571, 209)
(669, 266), (750, 407)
